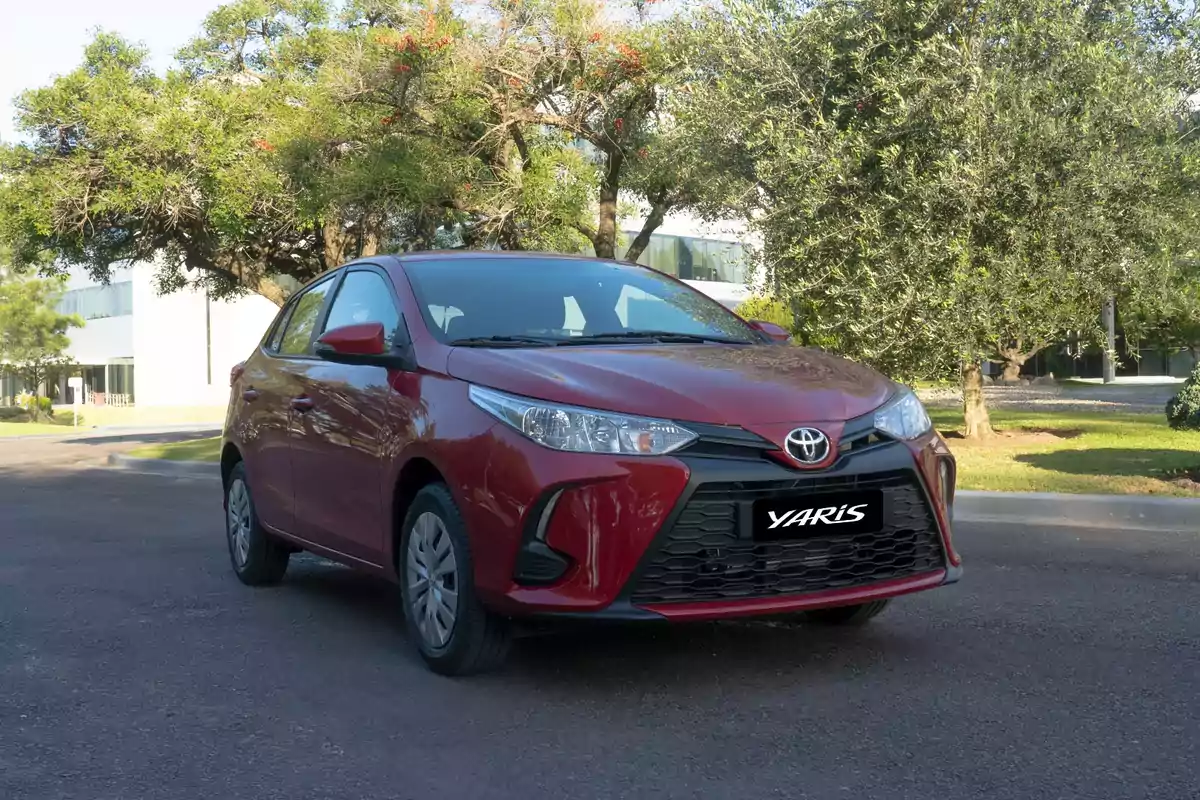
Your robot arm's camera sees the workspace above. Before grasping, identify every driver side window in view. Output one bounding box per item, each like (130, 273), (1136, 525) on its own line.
(321, 270), (401, 342)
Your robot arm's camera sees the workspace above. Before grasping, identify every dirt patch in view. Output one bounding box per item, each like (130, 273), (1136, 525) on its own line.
(1161, 465), (1200, 493)
(939, 427), (1079, 446)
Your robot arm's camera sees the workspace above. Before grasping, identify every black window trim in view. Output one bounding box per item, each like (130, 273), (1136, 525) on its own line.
(262, 261), (417, 369)
(321, 263), (412, 350)
(264, 272), (342, 361)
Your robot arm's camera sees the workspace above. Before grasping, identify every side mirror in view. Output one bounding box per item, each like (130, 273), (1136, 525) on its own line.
(747, 319), (791, 343)
(315, 322), (388, 361)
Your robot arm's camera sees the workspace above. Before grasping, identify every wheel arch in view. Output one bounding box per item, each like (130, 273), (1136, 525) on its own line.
(220, 441), (243, 491)
(390, 457), (448, 571)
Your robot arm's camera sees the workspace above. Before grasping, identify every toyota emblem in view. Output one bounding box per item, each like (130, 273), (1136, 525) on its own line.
(785, 427), (830, 464)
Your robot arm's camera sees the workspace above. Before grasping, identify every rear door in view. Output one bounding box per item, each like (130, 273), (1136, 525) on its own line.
(288, 266), (404, 565)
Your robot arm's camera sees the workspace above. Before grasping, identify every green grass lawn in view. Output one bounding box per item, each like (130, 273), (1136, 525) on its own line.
(127, 436), (222, 462)
(931, 408), (1200, 496)
(116, 411), (1200, 497)
(0, 420), (79, 437)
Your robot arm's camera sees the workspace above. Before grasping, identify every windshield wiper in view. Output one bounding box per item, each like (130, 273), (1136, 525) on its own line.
(561, 330), (753, 345)
(448, 335), (566, 348)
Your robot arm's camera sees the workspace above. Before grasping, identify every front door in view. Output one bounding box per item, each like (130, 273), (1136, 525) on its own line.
(289, 267), (404, 566)
(238, 275), (336, 535)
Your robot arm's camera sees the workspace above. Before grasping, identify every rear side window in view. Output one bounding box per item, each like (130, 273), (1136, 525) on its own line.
(267, 305), (294, 352)
(278, 278), (334, 356)
(321, 271), (401, 342)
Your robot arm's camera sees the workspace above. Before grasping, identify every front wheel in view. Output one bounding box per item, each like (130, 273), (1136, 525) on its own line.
(802, 599), (891, 626)
(399, 484), (511, 676)
(225, 462), (290, 586)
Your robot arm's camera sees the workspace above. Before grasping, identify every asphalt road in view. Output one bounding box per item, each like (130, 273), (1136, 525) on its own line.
(2, 436), (1199, 800)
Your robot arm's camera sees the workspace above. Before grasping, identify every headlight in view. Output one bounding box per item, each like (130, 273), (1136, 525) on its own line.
(874, 388), (933, 440)
(469, 385), (698, 455)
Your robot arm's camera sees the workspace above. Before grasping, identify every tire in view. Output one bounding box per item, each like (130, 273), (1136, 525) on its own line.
(802, 599), (891, 626)
(399, 484), (511, 676)
(224, 462), (290, 586)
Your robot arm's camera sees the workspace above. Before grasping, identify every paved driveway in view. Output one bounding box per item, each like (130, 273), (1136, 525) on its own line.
(1, 439), (1198, 800)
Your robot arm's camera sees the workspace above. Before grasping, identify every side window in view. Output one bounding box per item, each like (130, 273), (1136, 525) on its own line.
(321, 271), (401, 341)
(278, 278), (335, 356)
(266, 304), (295, 352)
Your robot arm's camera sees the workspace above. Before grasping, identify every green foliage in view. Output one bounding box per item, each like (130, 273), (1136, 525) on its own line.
(16, 392), (53, 417)
(735, 295), (793, 331)
(0, 406), (28, 421)
(0, 0), (722, 303)
(1166, 363), (1200, 431)
(0, 272), (81, 419)
(678, 0), (1200, 387)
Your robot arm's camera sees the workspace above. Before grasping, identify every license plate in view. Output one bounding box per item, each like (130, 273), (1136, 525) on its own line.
(752, 490), (883, 541)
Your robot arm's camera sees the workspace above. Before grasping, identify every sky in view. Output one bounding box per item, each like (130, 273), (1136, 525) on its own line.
(0, 0), (224, 143)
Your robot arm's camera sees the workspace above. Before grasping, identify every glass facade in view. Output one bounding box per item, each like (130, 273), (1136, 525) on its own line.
(57, 281), (134, 320)
(614, 232), (748, 284)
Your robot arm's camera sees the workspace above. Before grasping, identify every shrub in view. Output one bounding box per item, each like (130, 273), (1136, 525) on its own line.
(0, 406), (29, 422)
(735, 295), (794, 331)
(15, 393), (53, 419)
(1166, 363), (1200, 430)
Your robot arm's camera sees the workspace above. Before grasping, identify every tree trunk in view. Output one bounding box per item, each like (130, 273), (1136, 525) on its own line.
(322, 217), (353, 269)
(1000, 359), (1022, 382)
(962, 360), (994, 439)
(593, 150), (624, 260)
(249, 276), (290, 308)
(623, 196), (670, 264)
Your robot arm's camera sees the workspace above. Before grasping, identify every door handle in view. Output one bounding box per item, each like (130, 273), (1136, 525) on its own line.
(290, 396), (315, 412)
(242, 388), (260, 402)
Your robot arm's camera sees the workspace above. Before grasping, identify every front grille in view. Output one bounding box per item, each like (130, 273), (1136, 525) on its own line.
(629, 470), (945, 604)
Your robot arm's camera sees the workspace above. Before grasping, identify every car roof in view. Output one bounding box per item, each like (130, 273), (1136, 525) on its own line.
(384, 250), (619, 265)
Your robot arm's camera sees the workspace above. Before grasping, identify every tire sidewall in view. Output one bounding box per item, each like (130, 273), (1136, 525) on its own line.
(224, 462), (287, 583)
(225, 463), (256, 577)
(398, 485), (484, 665)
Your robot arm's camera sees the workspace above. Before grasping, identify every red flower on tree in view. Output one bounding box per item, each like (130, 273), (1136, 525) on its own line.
(252, 139), (275, 152)
(614, 118), (624, 132)
(588, 32), (602, 43)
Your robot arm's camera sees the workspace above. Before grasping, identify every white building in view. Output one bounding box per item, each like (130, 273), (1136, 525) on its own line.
(44, 263), (279, 408)
(7, 215), (756, 409)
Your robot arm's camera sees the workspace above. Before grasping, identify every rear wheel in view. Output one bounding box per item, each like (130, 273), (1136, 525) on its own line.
(399, 484), (511, 676)
(802, 599), (891, 626)
(225, 462), (290, 586)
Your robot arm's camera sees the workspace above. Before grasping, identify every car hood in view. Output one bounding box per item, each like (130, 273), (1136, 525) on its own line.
(447, 344), (897, 425)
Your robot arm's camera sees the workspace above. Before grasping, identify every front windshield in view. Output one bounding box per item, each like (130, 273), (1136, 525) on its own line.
(402, 256), (759, 345)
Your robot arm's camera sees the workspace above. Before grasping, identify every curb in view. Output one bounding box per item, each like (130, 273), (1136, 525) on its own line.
(106, 453), (220, 479)
(955, 490), (1199, 533)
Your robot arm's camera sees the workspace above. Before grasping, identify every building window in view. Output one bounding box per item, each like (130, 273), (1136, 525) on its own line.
(614, 233), (747, 284)
(57, 281), (134, 320)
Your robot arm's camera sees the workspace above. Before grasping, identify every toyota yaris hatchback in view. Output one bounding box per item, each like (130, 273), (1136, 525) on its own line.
(222, 253), (960, 674)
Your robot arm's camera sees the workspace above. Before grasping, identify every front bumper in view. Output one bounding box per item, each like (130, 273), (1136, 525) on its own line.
(465, 424), (959, 621)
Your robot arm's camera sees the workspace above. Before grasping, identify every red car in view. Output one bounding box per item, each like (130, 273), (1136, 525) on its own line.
(222, 253), (960, 675)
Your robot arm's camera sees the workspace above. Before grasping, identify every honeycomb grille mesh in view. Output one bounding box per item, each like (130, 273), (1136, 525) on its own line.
(630, 471), (945, 604)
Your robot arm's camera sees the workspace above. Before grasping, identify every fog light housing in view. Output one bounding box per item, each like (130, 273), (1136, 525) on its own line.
(938, 458), (955, 522)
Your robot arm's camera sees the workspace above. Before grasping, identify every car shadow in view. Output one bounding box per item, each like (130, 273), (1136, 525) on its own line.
(276, 557), (931, 689)
(1015, 448), (1200, 479)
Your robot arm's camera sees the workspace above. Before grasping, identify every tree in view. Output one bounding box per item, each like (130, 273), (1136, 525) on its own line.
(352, 0), (725, 260)
(0, 1), (722, 304)
(679, 0), (1200, 437)
(0, 272), (82, 420)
